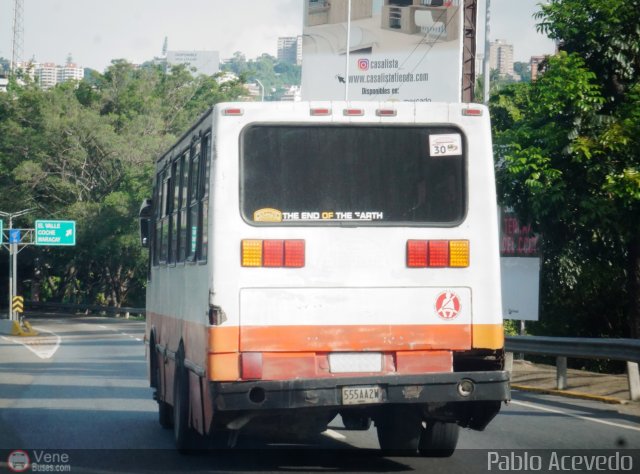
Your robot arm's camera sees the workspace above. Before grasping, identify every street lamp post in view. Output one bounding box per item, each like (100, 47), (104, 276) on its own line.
(0, 208), (34, 320)
(254, 79), (265, 102)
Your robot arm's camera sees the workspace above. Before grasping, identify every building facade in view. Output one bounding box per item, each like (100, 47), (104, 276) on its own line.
(530, 55), (546, 81)
(277, 36), (303, 65)
(17, 59), (85, 89)
(490, 39), (515, 78)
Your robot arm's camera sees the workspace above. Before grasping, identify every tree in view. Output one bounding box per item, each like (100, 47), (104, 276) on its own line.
(0, 58), (247, 307)
(492, 0), (640, 339)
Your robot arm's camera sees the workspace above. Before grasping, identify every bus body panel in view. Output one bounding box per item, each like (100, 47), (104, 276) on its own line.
(144, 101), (508, 442)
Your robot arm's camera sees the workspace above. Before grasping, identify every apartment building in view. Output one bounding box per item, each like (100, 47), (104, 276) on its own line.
(490, 39), (515, 78)
(277, 36), (303, 65)
(530, 55), (546, 81)
(16, 59), (85, 89)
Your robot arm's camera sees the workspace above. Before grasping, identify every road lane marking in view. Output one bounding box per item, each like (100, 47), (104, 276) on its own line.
(511, 400), (640, 433)
(2, 329), (61, 359)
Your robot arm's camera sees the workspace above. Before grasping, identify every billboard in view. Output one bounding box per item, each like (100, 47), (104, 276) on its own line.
(499, 208), (541, 321)
(301, 0), (464, 102)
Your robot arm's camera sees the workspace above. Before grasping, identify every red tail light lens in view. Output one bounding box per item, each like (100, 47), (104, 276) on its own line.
(263, 240), (284, 267)
(241, 352), (263, 380)
(428, 241), (449, 267)
(241, 239), (305, 268)
(284, 240), (305, 267)
(407, 240), (428, 267)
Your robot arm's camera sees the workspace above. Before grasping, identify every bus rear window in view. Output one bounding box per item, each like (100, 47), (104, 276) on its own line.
(241, 125), (466, 225)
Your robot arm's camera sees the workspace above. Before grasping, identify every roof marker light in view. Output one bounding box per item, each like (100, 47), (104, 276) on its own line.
(222, 108), (244, 116)
(343, 108), (364, 116)
(376, 109), (397, 117)
(310, 108), (331, 116)
(462, 108), (483, 117)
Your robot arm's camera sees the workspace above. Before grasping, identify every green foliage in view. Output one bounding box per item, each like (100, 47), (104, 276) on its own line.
(493, 0), (640, 338)
(0, 60), (246, 307)
(222, 51), (300, 100)
(536, 0), (640, 103)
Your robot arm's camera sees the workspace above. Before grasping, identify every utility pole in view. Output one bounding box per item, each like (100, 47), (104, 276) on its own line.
(483, 0), (491, 104)
(344, 0), (352, 101)
(1, 208), (34, 320)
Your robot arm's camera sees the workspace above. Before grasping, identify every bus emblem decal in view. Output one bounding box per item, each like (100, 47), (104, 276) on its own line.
(435, 291), (461, 320)
(254, 208), (283, 223)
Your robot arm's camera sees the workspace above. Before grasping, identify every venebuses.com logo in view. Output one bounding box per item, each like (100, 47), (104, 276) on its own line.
(7, 450), (72, 472)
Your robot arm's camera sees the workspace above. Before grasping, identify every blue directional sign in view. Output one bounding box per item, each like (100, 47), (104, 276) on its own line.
(35, 220), (76, 246)
(9, 229), (21, 244)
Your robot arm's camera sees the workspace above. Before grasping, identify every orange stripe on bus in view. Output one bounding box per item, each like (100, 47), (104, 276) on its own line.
(240, 324), (471, 352)
(208, 326), (240, 353)
(208, 353), (239, 381)
(472, 324), (504, 349)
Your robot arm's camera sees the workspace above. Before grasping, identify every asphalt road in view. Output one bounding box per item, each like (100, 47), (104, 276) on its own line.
(1, 317), (639, 473)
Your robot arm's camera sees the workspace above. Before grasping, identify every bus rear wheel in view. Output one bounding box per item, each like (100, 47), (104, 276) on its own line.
(173, 358), (197, 453)
(376, 406), (422, 455)
(418, 421), (460, 457)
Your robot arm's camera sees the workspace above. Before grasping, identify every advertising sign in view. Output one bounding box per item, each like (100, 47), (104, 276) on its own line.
(499, 208), (541, 321)
(302, 0), (463, 102)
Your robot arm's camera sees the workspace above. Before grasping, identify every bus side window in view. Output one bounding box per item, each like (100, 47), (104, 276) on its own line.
(159, 167), (170, 264)
(198, 133), (211, 262)
(152, 172), (162, 266)
(187, 141), (201, 261)
(170, 159), (179, 263)
(177, 151), (189, 262)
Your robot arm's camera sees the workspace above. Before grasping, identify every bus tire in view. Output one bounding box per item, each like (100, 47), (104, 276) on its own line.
(152, 342), (173, 429)
(376, 406), (422, 455)
(418, 421), (459, 457)
(173, 357), (196, 453)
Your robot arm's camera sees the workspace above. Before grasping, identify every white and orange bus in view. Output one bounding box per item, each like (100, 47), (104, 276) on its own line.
(139, 101), (510, 455)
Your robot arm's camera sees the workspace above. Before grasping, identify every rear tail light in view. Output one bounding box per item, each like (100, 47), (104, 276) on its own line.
(241, 353), (263, 380)
(428, 240), (449, 267)
(406, 240), (469, 268)
(241, 239), (305, 268)
(407, 240), (428, 268)
(284, 240), (305, 267)
(449, 240), (470, 267)
(241, 240), (263, 267)
(263, 240), (284, 267)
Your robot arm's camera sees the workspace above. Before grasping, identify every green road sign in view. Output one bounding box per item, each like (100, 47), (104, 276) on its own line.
(35, 220), (76, 246)
(0, 219), (3, 244)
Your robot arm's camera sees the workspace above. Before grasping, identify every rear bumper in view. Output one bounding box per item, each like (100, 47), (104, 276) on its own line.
(211, 370), (510, 412)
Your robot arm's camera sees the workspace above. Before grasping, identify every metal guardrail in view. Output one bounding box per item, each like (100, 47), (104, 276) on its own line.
(24, 301), (145, 317)
(505, 335), (640, 401)
(506, 336), (640, 364)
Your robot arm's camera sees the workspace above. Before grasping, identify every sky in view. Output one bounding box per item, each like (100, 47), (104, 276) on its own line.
(0, 0), (556, 71)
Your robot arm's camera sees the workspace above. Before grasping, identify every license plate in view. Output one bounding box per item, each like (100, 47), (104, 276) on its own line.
(341, 385), (383, 405)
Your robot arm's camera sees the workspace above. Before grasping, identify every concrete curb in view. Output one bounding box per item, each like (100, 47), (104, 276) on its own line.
(511, 383), (628, 405)
(0, 319), (39, 337)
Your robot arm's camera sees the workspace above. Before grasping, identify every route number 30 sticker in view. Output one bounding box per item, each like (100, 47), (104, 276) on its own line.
(429, 134), (462, 157)
(435, 291), (461, 320)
